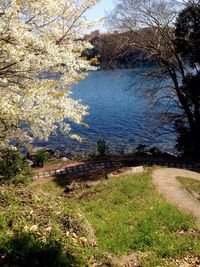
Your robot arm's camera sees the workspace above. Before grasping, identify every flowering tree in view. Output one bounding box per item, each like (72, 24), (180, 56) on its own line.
(0, 0), (99, 148)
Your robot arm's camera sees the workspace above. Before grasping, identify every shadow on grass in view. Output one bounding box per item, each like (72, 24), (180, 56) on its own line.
(0, 233), (83, 267)
(52, 167), (122, 188)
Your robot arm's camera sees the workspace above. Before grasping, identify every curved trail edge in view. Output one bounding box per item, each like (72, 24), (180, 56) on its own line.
(152, 168), (200, 227)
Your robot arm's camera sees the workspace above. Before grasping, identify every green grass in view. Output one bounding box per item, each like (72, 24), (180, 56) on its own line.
(45, 159), (65, 165)
(0, 171), (200, 266)
(0, 182), (89, 266)
(73, 172), (200, 264)
(177, 176), (200, 194)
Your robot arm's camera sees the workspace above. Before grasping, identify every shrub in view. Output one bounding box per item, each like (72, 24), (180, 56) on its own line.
(148, 147), (163, 156)
(0, 233), (82, 267)
(0, 148), (33, 184)
(136, 144), (147, 154)
(34, 150), (49, 167)
(96, 139), (109, 157)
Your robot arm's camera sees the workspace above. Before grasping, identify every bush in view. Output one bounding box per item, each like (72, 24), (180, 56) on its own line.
(136, 144), (147, 155)
(34, 150), (49, 167)
(0, 148), (33, 184)
(96, 139), (109, 157)
(0, 233), (83, 267)
(148, 147), (164, 156)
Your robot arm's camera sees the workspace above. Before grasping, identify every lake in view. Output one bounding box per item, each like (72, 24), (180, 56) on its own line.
(35, 69), (176, 155)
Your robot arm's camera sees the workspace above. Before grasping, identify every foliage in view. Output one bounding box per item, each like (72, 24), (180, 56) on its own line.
(85, 31), (152, 69)
(175, 2), (200, 157)
(175, 118), (195, 156)
(136, 144), (147, 154)
(82, 34), (101, 67)
(0, 0), (99, 148)
(175, 1), (200, 66)
(0, 233), (79, 267)
(96, 139), (109, 156)
(34, 150), (49, 167)
(0, 181), (90, 266)
(0, 148), (33, 184)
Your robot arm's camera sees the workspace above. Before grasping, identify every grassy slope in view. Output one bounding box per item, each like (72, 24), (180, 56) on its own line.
(74, 172), (200, 265)
(0, 181), (90, 266)
(0, 171), (200, 266)
(177, 176), (200, 194)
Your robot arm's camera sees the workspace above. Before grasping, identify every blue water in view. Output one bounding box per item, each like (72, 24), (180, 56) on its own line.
(36, 69), (176, 155)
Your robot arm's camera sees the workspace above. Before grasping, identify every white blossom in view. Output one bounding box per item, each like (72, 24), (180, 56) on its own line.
(0, 0), (99, 147)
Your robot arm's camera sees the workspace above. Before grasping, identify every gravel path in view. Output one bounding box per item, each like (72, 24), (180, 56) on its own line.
(152, 168), (200, 227)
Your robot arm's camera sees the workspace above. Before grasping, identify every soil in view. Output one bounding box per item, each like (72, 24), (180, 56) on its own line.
(35, 160), (86, 173)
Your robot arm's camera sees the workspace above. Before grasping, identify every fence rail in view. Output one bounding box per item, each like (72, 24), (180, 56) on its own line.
(34, 157), (200, 179)
(123, 158), (200, 172)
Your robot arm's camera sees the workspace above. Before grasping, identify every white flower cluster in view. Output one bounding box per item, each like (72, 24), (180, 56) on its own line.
(0, 0), (99, 147)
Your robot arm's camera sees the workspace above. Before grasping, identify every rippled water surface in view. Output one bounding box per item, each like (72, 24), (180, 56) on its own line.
(36, 69), (176, 155)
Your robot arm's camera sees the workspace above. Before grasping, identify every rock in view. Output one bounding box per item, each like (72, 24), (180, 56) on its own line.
(30, 225), (38, 232)
(79, 237), (88, 245)
(85, 181), (101, 187)
(64, 186), (73, 193)
(31, 147), (51, 154)
(108, 166), (144, 177)
(61, 157), (69, 162)
(26, 159), (34, 166)
(46, 226), (52, 232)
(71, 232), (78, 239)
(54, 150), (62, 158)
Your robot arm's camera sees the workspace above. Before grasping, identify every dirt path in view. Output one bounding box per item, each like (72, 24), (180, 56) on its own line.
(152, 168), (200, 227)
